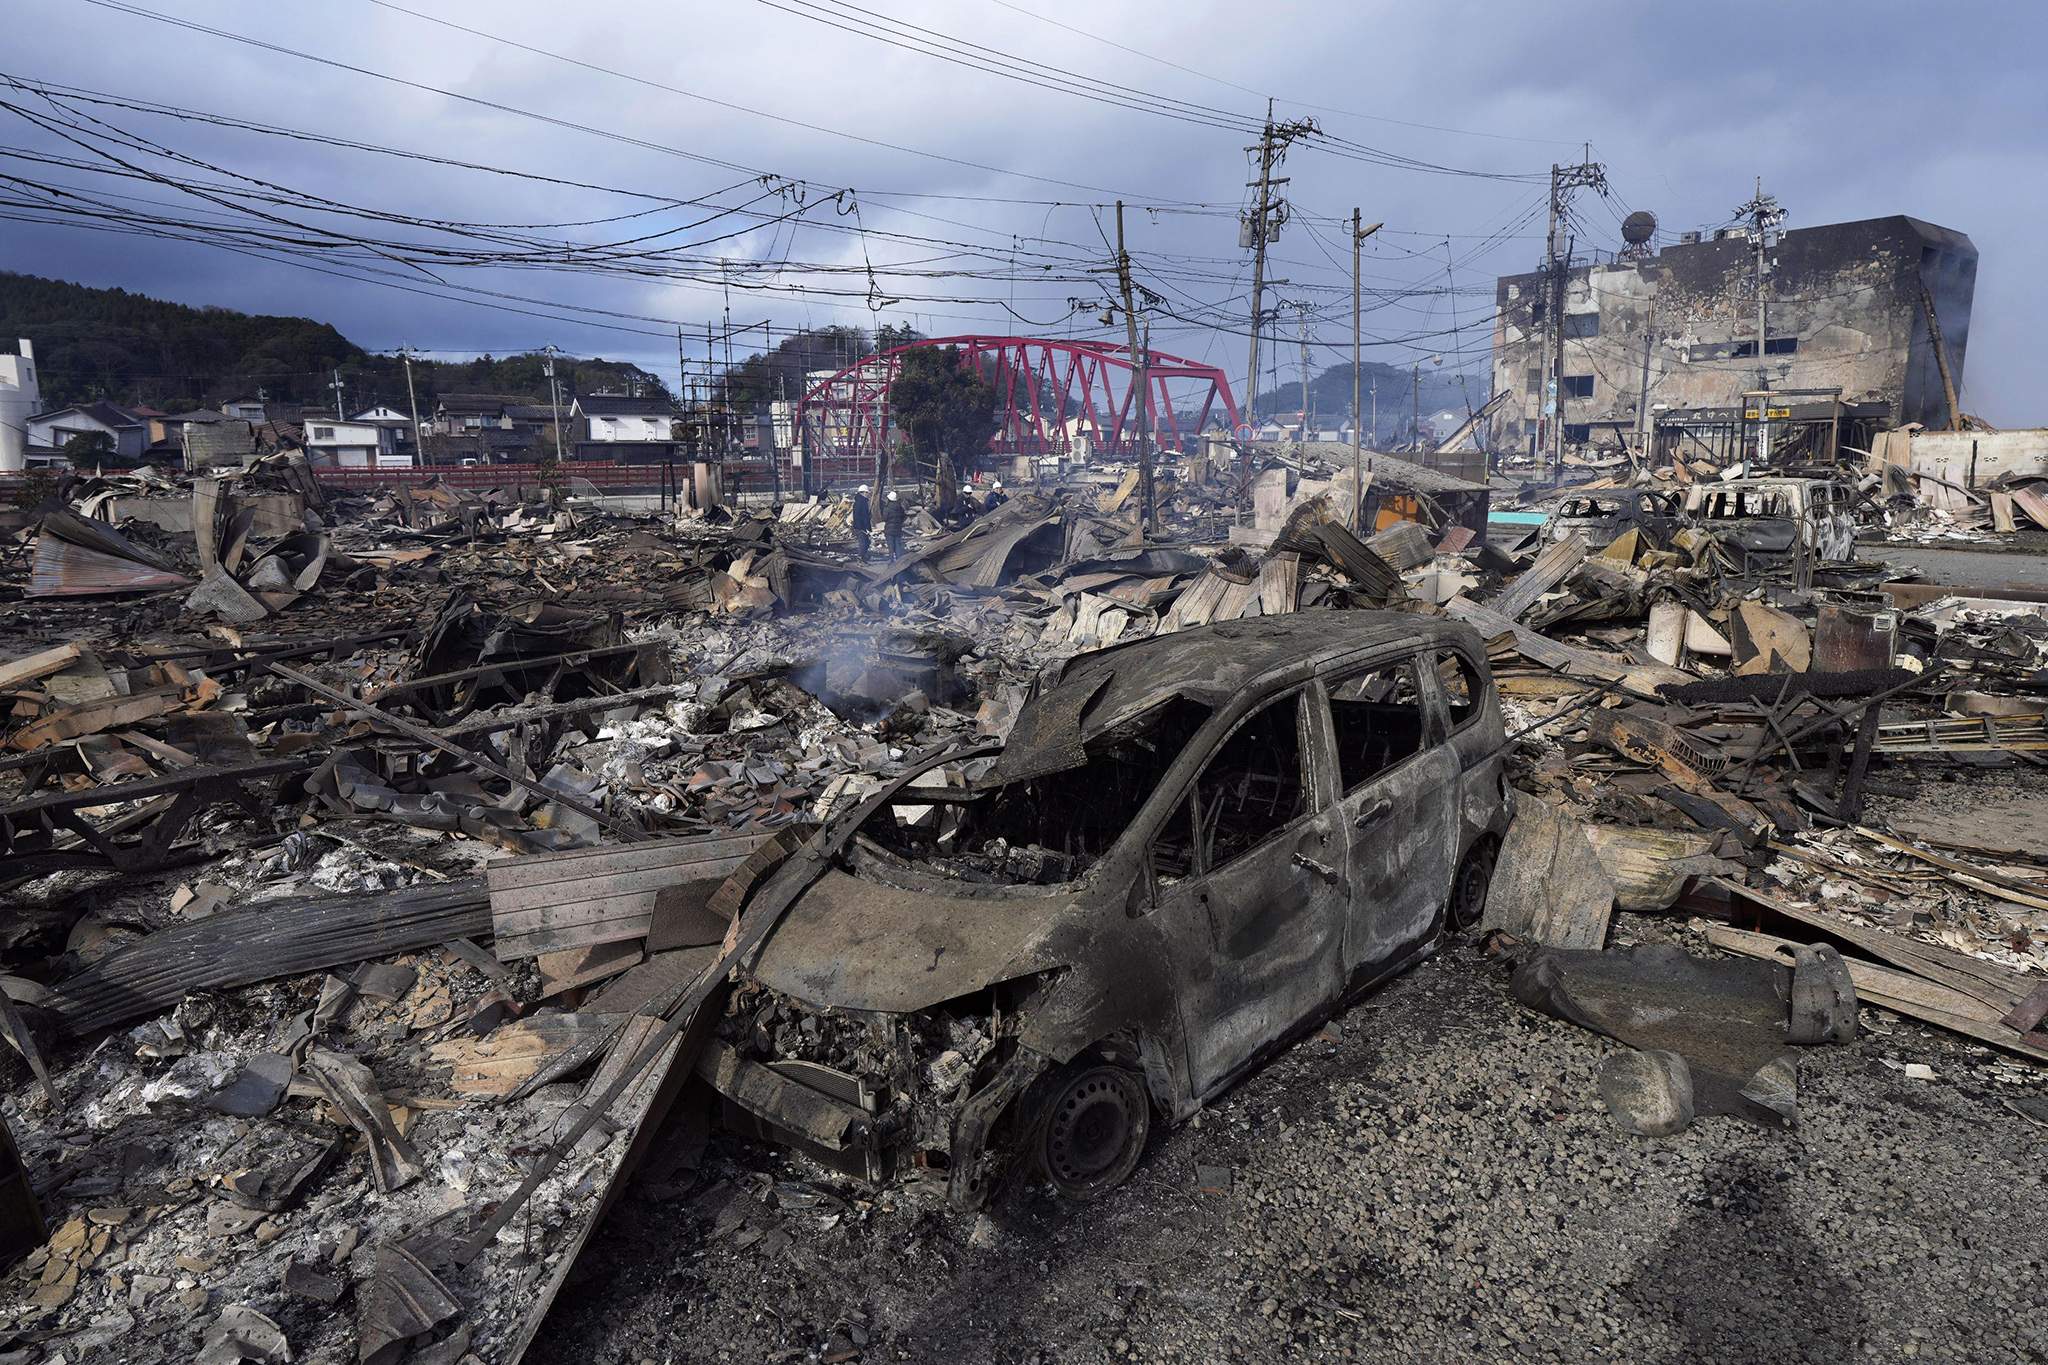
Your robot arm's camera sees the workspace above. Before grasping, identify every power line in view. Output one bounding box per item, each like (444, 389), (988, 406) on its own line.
(751, 0), (1547, 182)
(981, 0), (1580, 148)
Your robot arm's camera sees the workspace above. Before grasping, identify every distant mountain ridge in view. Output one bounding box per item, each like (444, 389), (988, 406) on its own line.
(0, 273), (665, 414)
(1247, 359), (1486, 442)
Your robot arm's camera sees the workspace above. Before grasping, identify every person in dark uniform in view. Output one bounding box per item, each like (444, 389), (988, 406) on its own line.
(882, 489), (906, 558)
(984, 478), (1008, 513)
(850, 483), (873, 562)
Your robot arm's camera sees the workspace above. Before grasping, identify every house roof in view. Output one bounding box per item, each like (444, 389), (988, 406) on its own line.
(35, 401), (147, 430)
(574, 394), (674, 417)
(434, 392), (530, 414)
(166, 408), (227, 424)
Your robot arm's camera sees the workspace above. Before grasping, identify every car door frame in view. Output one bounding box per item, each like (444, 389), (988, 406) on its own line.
(1137, 683), (1349, 1102)
(1313, 646), (1462, 978)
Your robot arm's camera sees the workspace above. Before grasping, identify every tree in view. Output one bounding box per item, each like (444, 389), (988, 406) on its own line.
(874, 322), (922, 354)
(888, 346), (998, 482)
(60, 430), (113, 468)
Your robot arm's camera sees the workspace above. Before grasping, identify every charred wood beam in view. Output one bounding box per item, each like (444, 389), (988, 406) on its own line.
(269, 664), (645, 841)
(1, 758), (314, 878)
(366, 644), (653, 704)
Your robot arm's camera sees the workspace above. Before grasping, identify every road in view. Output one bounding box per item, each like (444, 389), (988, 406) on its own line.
(1866, 538), (2048, 591)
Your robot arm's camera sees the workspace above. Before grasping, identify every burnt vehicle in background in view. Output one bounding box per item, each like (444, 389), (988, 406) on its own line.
(699, 614), (1511, 1207)
(1536, 488), (1689, 553)
(1682, 476), (1858, 573)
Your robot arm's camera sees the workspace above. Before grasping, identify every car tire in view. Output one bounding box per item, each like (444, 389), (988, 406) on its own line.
(1026, 1062), (1151, 1201)
(1446, 835), (1499, 934)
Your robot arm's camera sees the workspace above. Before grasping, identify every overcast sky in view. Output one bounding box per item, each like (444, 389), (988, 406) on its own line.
(5, 0), (2043, 420)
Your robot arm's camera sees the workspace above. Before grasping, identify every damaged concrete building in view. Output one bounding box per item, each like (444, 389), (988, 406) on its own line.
(1490, 214), (1978, 462)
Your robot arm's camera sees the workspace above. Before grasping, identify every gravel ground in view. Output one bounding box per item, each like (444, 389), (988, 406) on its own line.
(529, 919), (2048, 1365)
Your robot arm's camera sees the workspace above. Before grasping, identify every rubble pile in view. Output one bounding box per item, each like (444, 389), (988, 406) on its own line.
(1, 441), (2044, 1361)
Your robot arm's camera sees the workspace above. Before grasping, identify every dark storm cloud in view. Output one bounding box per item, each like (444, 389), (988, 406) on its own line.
(4, 0), (2042, 418)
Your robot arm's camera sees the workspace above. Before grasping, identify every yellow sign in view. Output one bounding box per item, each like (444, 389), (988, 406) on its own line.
(1743, 407), (1793, 420)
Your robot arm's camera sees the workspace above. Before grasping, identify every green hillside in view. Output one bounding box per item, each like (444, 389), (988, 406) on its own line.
(0, 273), (665, 413)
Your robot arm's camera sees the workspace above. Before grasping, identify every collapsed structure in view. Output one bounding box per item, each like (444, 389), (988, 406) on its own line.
(0, 428), (2044, 1362)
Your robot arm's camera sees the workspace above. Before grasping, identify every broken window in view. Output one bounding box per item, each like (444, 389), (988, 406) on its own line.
(1562, 312), (1600, 338)
(1561, 375), (1594, 399)
(1563, 423), (1591, 444)
(1182, 692), (1309, 873)
(860, 696), (1213, 882)
(1435, 651), (1482, 731)
(1765, 336), (1799, 355)
(1326, 660), (1427, 793)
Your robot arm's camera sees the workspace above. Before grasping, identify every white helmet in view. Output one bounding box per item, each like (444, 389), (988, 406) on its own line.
(993, 479), (1003, 490)
(857, 484), (869, 494)
(887, 490), (899, 501)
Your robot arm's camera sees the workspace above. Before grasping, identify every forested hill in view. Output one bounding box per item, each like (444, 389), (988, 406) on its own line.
(0, 273), (664, 412)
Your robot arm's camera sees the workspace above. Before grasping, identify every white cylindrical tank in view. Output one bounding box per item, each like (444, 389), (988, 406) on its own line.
(0, 340), (38, 472)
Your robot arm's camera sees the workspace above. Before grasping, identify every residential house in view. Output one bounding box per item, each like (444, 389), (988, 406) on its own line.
(351, 405), (417, 453)
(26, 401), (149, 460)
(150, 407), (224, 449)
(220, 397), (269, 423)
(571, 394), (679, 461)
(305, 417), (410, 468)
(432, 393), (533, 436)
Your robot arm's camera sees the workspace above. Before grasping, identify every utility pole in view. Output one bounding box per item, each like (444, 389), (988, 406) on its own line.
(1734, 178), (1785, 464)
(1633, 296), (1656, 461)
(1240, 104), (1318, 466)
(1296, 307), (1310, 447)
(1113, 200), (1155, 533)
(329, 369), (345, 421)
(706, 321), (719, 462)
(542, 346), (565, 466)
(1136, 319), (1152, 532)
(1350, 211), (1382, 529)
(1411, 361), (1420, 451)
(1540, 149), (1607, 481)
(1370, 378), (1378, 452)
(400, 347), (424, 467)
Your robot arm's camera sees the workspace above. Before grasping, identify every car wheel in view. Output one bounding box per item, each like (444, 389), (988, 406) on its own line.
(1029, 1062), (1150, 1200)
(1446, 836), (1499, 934)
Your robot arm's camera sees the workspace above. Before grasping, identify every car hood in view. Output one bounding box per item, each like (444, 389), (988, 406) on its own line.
(746, 867), (1075, 1014)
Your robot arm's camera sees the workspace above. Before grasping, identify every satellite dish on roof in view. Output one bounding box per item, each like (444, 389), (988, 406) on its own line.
(1621, 211), (1658, 245)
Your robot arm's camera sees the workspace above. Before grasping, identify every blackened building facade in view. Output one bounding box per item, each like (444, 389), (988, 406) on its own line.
(1490, 214), (1976, 456)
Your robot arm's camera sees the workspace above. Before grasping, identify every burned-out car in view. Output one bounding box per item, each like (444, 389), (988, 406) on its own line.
(1681, 477), (1857, 571)
(1537, 488), (1688, 552)
(699, 614), (1510, 1207)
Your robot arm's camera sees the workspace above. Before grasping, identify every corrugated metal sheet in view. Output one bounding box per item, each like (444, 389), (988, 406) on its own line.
(28, 525), (192, 597)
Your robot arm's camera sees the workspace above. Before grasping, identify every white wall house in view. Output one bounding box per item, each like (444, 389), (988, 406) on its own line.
(27, 402), (149, 460)
(306, 418), (410, 468)
(572, 395), (676, 443)
(0, 340), (39, 472)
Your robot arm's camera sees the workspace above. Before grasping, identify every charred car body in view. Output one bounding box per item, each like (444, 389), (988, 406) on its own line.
(1537, 488), (1688, 552)
(1682, 477), (1857, 572)
(698, 614), (1510, 1206)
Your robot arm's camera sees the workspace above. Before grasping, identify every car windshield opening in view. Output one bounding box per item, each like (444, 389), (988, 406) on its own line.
(860, 696), (1215, 884)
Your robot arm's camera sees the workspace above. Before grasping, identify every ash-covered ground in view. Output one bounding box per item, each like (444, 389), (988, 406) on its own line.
(530, 922), (2048, 1365)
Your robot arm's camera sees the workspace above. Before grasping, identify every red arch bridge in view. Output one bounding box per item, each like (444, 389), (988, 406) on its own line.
(784, 335), (1239, 491)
